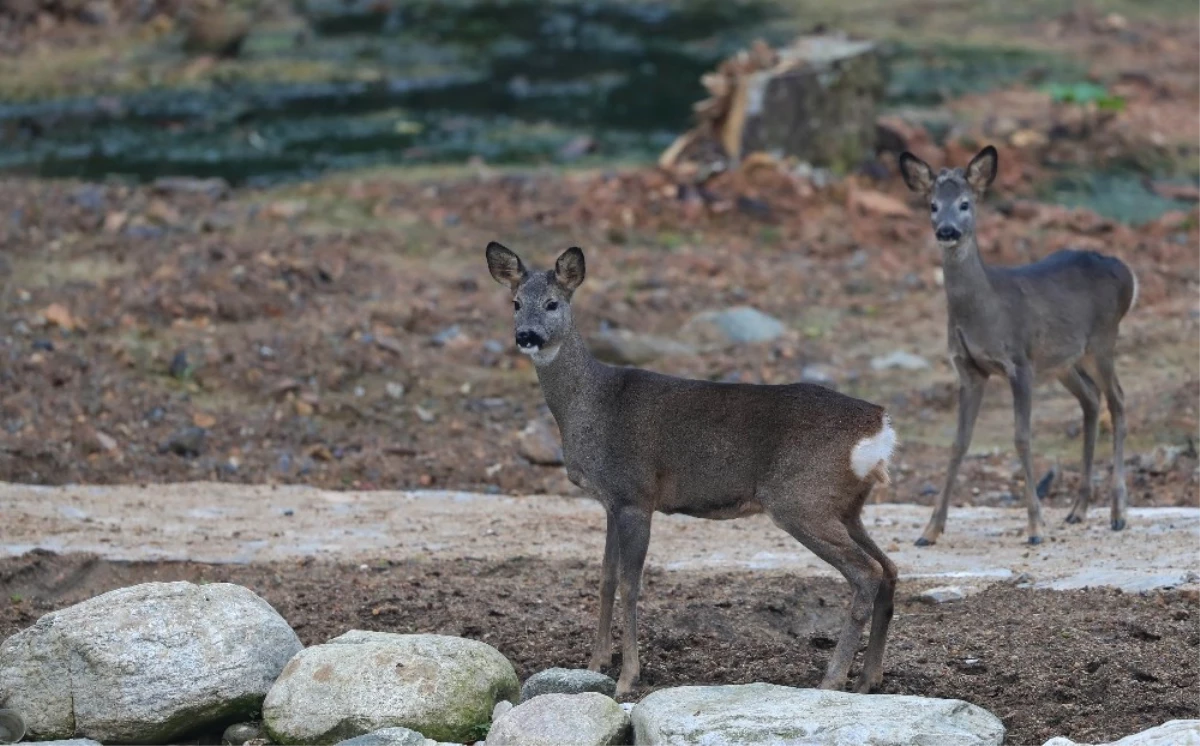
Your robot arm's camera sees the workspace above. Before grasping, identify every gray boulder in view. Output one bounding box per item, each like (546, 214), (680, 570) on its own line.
(487, 692), (629, 746)
(631, 683), (1005, 745)
(681, 307), (787, 347)
(263, 631), (518, 745)
(590, 329), (695, 365)
(1042, 719), (1200, 746)
(0, 581), (301, 743)
(17, 741), (103, 746)
(520, 668), (617, 702)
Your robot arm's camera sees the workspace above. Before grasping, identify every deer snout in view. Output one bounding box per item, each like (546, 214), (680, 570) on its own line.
(935, 225), (962, 242)
(515, 329), (545, 350)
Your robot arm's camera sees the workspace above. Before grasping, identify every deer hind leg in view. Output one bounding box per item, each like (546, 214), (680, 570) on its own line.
(1059, 365), (1101, 524)
(771, 504), (884, 691)
(846, 507), (896, 693)
(1093, 352), (1129, 531)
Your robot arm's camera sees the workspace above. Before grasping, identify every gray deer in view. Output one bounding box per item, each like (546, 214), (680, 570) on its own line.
(486, 241), (898, 695)
(899, 145), (1137, 546)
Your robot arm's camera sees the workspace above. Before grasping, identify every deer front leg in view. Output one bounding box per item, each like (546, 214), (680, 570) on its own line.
(1010, 363), (1046, 544)
(918, 360), (986, 546)
(614, 507), (652, 697)
(588, 509), (619, 672)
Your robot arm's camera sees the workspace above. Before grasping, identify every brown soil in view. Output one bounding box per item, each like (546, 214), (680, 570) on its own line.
(0, 167), (1196, 507)
(2, 551), (1196, 746)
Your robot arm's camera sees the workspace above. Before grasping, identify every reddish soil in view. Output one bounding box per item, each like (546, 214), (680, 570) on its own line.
(2, 551), (1197, 746)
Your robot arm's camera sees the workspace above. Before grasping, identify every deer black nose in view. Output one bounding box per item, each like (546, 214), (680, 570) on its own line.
(935, 225), (962, 242)
(515, 330), (545, 349)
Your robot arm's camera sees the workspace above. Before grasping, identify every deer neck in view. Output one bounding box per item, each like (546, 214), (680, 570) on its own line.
(942, 235), (998, 320)
(532, 325), (610, 432)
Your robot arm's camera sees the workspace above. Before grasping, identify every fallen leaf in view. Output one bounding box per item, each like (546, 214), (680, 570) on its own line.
(848, 189), (909, 218)
(43, 303), (76, 331)
(193, 413), (217, 429)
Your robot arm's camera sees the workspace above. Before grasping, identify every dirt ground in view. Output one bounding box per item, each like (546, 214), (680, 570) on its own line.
(1, 549), (1197, 746)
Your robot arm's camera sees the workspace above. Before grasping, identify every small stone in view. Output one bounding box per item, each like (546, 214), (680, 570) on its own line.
(163, 427), (206, 457)
(333, 726), (429, 746)
(431, 325), (463, 348)
(870, 350), (930, 371)
(520, 668), (617, 702)
(93, 430), (118, 453)
(385, 382), (406, 400)
(168, 349), (191, 379)
(223, 722), (264, 745)
(799, 363), (839, 386)
(516, 420), (563, 467)
(918, 586), (967, 604)
(415, 406), (436, 423)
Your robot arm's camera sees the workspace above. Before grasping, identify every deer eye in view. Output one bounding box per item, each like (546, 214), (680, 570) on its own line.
(545, 300), (559, 311)
(929, 202), (937, 213)
(959, 200), (970, 211)
(513, 300), (521, 311)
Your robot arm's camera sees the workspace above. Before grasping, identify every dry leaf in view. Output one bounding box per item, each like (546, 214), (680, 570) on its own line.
(43, 303), (76, 331)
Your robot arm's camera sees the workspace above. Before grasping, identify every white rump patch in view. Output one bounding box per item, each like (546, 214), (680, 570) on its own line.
(851, 414), (897, 483)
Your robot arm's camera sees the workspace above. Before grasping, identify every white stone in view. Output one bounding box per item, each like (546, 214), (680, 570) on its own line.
(1041, 719), (1200, 746)
(631, 683), (1005, 746)
(918, 586), (967, 604)
(486, 693), (628, 746)
(870, 351), (930, 371)
(0, 582), (301, 743)
(263, 631), (518, 745)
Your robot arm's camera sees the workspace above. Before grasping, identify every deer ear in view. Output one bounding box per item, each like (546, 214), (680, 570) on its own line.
(965, 145), (998, 194)
(486, 241), (525, 290)
(555, 246), (586, 294)
(898, 152), (935, 194)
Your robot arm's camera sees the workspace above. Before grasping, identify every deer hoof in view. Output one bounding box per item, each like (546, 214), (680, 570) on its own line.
(1064, 513), (1083, 525)
(1027, 535), (1043, 545)
(1111, 518), (1126, 531)
(914, 536), (935, 547)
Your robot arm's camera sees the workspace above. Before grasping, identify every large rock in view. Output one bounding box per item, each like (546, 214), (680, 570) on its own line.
(590, 329), (695, 365)
(263, 631), (518, 745)
(521, 668), (617, 702)
(486, 693), (629, 746)
(631, 684), (1005, 746)
(0, 582), (301, 743)
(681, 307), (787, 347)
(1042, 720), (1200, 746)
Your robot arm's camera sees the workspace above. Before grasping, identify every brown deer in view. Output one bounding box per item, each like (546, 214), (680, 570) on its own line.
(899, 145), (1137, 546)
(486, 241), (898, 695)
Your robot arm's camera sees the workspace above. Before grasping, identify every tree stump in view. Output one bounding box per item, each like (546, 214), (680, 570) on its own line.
(662, 35), (884, 173)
